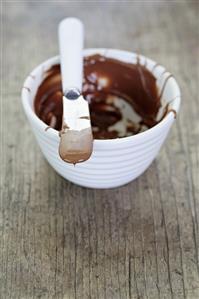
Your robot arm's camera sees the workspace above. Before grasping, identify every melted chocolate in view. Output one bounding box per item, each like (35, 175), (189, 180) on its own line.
(34, 54), (163, 139)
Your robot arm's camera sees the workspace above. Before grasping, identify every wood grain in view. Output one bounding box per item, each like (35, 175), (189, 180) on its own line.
(1, 1), (199, 299)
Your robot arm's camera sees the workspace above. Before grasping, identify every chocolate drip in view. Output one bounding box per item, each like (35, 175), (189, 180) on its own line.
(158, 74), (174, 101)
(34, 54), (170, 139)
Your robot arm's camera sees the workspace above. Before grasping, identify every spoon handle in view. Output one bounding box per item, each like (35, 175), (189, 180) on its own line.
(58, 18), (84, 93)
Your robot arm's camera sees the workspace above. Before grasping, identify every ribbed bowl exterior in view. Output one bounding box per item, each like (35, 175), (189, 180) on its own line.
(22, 49), (180, 189)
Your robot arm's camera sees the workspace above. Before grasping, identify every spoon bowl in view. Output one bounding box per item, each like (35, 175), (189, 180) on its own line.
(21, 48), (181, 189)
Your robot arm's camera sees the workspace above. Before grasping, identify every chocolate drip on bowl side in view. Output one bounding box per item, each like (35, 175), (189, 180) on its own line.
(34, 54), (172, 139)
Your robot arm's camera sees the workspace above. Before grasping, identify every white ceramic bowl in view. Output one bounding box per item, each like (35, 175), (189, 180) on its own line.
(21, 49), (181, 189)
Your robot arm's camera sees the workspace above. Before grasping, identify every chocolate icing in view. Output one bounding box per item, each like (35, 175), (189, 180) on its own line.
(34, 54), (168, 139)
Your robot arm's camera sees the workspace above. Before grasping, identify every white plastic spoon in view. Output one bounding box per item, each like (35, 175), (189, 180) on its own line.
(58, 18), (93, 164)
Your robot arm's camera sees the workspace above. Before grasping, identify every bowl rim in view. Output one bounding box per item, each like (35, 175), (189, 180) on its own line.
(21, 48), (181, 145)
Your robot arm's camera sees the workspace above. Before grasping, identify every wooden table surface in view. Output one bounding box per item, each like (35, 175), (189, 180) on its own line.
(1, 1), (199, 299)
